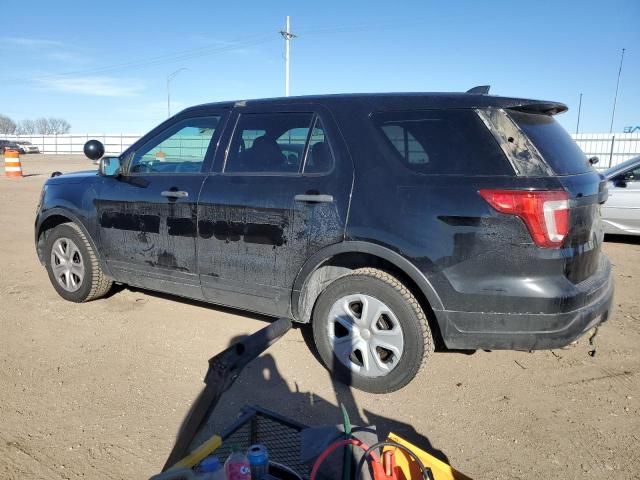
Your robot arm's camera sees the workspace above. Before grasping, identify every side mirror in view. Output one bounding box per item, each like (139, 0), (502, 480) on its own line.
(588, 156), (599, 166)
(83, 140), (105, 161)
(99, 156), (122, 177)
(613, 176), (627, 188)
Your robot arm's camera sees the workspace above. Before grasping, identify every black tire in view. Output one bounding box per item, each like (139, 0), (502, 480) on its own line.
(312, 268), (433, 393)
(44, 222), (112, 302)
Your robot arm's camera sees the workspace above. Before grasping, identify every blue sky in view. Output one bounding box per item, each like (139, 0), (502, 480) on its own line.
(0, 0), (638, 134)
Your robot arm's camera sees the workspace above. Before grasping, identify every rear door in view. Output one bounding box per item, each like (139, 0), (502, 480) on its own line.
(603, 161), (640, 234)
(96, 112), (227, 299)
(197, 104), (353, 316)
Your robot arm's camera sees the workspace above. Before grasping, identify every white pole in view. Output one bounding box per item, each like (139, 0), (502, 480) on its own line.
(280, 16), (296, 97)
(285, 16), (290, 96)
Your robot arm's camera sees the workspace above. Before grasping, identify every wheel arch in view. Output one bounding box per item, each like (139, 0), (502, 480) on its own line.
(36, 209), (110, 276)
(291, 241), (446, 344)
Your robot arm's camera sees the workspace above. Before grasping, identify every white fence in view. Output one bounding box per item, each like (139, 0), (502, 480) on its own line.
(2, 134), (140, 155)
(572, 133), (640, 169)
(3, 132), (640, 169)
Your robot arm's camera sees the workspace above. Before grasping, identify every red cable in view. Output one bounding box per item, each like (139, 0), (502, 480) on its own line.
(310, 438), (381, 480)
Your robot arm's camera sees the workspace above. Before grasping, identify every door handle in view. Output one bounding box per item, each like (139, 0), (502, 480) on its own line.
(161, 190), (189, 199)
(294, 194), (334, 203)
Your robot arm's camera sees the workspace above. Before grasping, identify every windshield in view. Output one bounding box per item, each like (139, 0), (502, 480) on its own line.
(605, 156), (640, 179)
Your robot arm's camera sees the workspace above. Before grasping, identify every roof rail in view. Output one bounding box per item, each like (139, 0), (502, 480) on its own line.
(466, 85), (491, 95)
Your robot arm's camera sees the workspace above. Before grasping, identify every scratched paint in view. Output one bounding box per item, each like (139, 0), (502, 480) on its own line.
(96, 195), (344, 299)
(167, 217), (197, 237)
(198, 220), (286, 246)
(96, 200), (198, 273)
(153, 251), (189, 271)
(197, 202), (342, 293)
(100, 211), (160, 233)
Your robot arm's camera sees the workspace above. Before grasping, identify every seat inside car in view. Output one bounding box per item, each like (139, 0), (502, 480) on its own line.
(239, 135), (286, 171)
(307, 141), (331, 172)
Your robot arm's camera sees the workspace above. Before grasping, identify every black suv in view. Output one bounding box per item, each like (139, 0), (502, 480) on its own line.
(0, 139), (21, 154)
(35, 92), (614, 393)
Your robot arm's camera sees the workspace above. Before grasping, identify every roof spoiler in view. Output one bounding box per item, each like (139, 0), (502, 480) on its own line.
(509, 103), (568, 115)
(466, 85), (490, 95)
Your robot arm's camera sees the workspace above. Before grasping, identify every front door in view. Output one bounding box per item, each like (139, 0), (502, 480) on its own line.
(197, 106), (353, 315)
(96, 113), (226, 299)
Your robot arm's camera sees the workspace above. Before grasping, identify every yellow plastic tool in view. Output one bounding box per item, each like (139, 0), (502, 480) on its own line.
(168, 434), (222, 471)
(384, 433), (473, 480)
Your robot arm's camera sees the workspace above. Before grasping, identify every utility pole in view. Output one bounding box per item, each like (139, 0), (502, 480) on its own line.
(167, 68), (188, 118)
(576, 93), (583, 135)
(609, 48), (626, 134)
(280, 16), (297, 97)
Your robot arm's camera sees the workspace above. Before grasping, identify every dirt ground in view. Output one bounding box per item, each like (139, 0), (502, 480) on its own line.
(1, 154), (639, 480)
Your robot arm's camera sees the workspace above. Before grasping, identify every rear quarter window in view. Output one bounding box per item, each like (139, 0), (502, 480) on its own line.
(508, 110), (591, 175)
(371, 110), (513, 175)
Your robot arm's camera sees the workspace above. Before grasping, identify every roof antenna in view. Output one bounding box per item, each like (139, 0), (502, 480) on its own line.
(466, 85), (491, 95)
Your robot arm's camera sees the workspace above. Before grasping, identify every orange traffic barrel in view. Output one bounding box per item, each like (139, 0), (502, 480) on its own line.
(4, 149), (23, 178)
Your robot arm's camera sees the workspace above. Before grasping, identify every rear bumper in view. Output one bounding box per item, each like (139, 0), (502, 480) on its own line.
(437, 259), (614, 350)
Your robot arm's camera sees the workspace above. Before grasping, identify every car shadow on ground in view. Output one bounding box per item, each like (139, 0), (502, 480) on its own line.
(116, 286), (466, 470)
(122, 283), (470, 468)
(604, 233), (640, 245)
(121, 285), (274, 323)
(122, 284), (478, 356)
(165, 330), (451, 479)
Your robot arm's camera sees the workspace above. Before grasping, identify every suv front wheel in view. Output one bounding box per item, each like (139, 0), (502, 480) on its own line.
(312, 268), (433, 393)
(44, 223), (113, 302)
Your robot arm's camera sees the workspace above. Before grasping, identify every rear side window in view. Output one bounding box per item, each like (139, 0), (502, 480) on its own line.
(372, 110), (512, 175)
(304, 118), (334, 174)
(225, 112), (333, 174)
(226, 112), (312, 173)
(508, 110), (591, 175)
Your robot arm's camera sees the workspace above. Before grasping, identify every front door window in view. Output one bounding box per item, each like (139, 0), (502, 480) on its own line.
(129, 117), (221, 174)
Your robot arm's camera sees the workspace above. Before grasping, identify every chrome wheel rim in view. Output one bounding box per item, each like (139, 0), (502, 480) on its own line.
(327, 294), (404, 377)
(50, 237), (85, 292)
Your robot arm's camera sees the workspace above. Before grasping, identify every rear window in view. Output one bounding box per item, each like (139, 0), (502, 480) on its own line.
(372, 110), (512, 175)
(508, 110), (591, 175)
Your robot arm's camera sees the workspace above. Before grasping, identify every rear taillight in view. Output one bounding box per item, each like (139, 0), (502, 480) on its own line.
(479, 189), (569, 248)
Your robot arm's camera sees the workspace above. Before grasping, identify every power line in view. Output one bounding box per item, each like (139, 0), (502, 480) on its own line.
(0, 19), (422, 89)
(0, 33), (275, 85)
(1, 20), (419, 87)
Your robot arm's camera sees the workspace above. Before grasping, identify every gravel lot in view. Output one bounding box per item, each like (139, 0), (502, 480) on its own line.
(1, 154), (639, 479)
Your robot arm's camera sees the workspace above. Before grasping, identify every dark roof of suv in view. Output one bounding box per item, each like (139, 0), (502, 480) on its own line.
(182, 92), (568, 116)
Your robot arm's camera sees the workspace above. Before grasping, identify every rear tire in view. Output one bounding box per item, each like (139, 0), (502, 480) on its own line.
(312, 268), (433, 393)
(44, 223), (112, 302)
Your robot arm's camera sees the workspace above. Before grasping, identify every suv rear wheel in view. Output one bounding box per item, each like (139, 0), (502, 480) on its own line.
(312, 268), (433, 393)
(44, 223), (112, 302)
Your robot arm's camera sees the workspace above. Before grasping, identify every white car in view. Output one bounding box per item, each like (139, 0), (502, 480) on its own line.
(602, 155), (640, 235)
(15, 141), (40, 154)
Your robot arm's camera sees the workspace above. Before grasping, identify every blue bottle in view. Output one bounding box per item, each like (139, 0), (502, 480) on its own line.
(247, 444), (269, 479)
